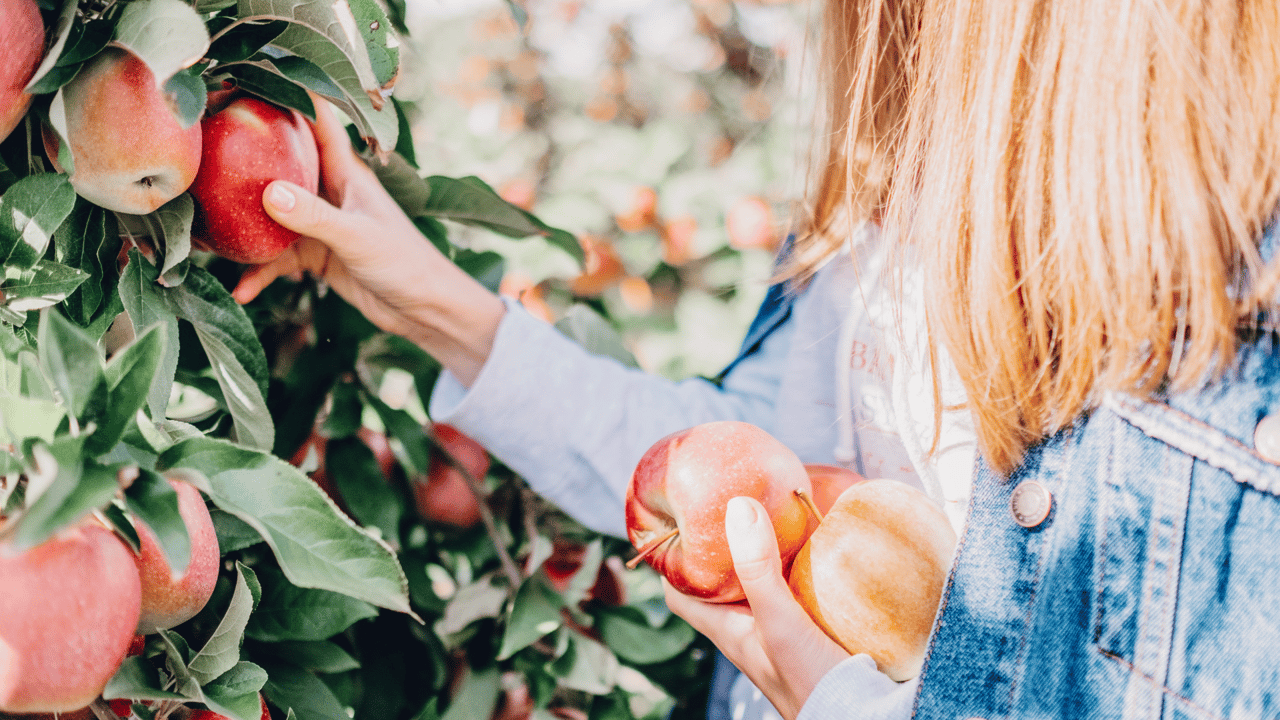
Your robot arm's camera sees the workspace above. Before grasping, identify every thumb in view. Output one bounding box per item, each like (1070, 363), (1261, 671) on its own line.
(724, 496), (787, 592)
(262, 180), (352, 245)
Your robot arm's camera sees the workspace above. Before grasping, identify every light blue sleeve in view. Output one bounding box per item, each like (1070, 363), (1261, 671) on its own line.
(794, 656), (917, 720)
(428, 298), (798, 538)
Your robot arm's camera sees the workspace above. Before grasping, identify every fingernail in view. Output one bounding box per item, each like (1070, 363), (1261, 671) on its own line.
(725, 497), (759, 532)
(267, 183), (296, 212)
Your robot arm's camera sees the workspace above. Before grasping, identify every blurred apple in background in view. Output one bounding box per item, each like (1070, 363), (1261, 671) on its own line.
(188, 95), (318, 264)
(413, 423), (490, 529)
(46, 48), (202, 214)
(624, 420), (816, 603)
(0, 0), (44, 143)
(0, 523), (141, 713)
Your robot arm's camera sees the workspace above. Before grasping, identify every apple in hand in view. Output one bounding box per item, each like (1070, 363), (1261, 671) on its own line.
(188, 95), (319, 264)
(47, 48), (203, 214)
(0, 0), (44, 143)
(624, 420), (817, 603)
(132, 478), (220, 634)
(413, 423), (489, 529)
(787, 479), (956, 681)
(0, 523), (142, 713)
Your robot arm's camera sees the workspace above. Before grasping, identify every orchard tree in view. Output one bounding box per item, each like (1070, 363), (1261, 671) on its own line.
(0, 0), (711, 718)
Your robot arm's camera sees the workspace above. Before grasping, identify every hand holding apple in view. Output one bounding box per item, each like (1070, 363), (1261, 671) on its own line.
(188, 95), (320, 264)
(624, 420), (817, 603)
(662, 496), (849, 720)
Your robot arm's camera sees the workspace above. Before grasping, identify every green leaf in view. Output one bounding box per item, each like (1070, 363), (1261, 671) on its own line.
(9, 445), (117, 552)
(126, 193), (194, 285)
(435, 575), (507, 639)
(157, 628), (201, 699)
(266, 55), (345, 104)
(498, 577), (564, 660)
(113, 0), (211, 86)
(189, 563), (262, 683)
(326, 434), (403, 543)
(202, 662), (269, 720)
(453, 250), (505, 293)
(391, 98), (416, 167)
(245, 564), (378, 642)
(158, 436), (413, 614)
(440, 666), (500, 720)
(2, 260), (90, 314)
(363, 151), (429, 218)
(320, 380), (362, 438)
(35, 309), (107, 423)
(123, 469), (189, 576)
(555, 632), (618, 695)
(58, 18), (117, 67)
(119, 250), (180, 420)
(54, 198), (121, 327)
(348, 0), (399, 89)
(94, 323), (168, 455)
(211, 507), (263, 552)
(206, 20), (289, 63)
(593, 607), (697, 666)
(364, 394), (429, 476)
(260, 660), (350, 720)
(0, 174), (77, 269)
(423, 176), (584, 266)
(102, 657), (188, 702)
(217, 61), (317, 119)
(164, 67), (209, 131)
(0, 395), (65, 443)
(168, 266), (272, 450)
(23, 0), (79, 93)
(259, 640), (360, 674)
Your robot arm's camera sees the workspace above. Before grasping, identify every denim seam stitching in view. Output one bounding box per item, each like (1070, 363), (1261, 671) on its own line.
(1095, 648), (1224, 720)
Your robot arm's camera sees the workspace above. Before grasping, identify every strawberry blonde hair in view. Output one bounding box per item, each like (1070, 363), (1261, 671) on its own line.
(790, 0), (1280, 473)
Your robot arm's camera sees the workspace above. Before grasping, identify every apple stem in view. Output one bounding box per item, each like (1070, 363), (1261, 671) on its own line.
(625, 527), (680, 570)
(795, 488), (824, 523)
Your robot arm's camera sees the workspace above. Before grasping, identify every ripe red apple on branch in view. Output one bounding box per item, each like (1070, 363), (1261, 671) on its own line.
(132, 478), (220, 634)
(188, 95), (319, 264)
(44, 48), (203, 214)
(624, 420), (817, 603)
(787, 479), (956, 681)
(0, 523), (142, 713)
(0, 0), (44, 144)
(413, 423), (489, 529)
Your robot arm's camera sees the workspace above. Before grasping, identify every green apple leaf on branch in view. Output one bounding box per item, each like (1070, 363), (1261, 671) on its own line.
(423, 176), (585, 266)
(187, 562), (262, 684)
(22, 0), (79, 95)
(119, 248), (180, 420)
(0, 173), (78, 269)
(157, 436), (415, 615)
(53, 198), (122, 330)
(244, 564), (378, 642)
(113, 0), (211, 92)
(2, 260), (90, 317)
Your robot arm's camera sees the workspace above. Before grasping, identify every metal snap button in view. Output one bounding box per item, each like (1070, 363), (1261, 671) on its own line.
(1256, 413), (1280, 464)
(1010, 480), (1053, 528)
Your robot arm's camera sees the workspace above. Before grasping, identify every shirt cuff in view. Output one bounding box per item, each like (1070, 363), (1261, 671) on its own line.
(796, 655), (918, 720)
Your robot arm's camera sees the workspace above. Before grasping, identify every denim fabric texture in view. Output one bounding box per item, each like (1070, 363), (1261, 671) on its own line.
(914, 261), (1280, 716)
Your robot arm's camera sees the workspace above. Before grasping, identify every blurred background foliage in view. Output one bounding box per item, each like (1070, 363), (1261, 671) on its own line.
(395, 0), (816, 379)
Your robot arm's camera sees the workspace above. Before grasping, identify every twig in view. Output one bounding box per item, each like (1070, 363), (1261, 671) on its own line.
(429, 434), (523, 591)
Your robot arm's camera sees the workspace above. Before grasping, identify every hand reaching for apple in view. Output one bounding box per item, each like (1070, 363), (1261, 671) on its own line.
(231, 96), (505, 386)
(663, 496), (851, 720)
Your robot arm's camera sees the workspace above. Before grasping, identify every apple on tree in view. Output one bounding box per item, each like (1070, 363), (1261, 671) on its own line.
(0, 523), (142, 713)
(787, 479), (956, 681)
(188, 94), (319, 265)
(132, 477), (221, 634)
(0, 0), (44, 144)
(44, 48), (203, 214)
(412, 423), (489, 529)
(624, 420), (817, 603)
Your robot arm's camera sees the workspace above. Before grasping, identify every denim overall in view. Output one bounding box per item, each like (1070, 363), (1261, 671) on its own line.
(913, 236), (1280, 719)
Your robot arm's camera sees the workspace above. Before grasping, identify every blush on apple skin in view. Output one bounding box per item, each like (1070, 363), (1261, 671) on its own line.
(624, 420), (817, 604)
(0, 0), (44, 144)
(188, 96), (319, 265)
(133, 478), (220, 634)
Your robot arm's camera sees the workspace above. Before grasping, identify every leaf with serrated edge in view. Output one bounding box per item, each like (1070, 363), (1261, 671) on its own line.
(0, 174), (77, 269)
(237, 0), (378, 100)
(193, 323), (273, 451)
(35, 309), (105, 424)
(158, 437), (413, 615)
(189, 565), (261, 683)
(202, 662), (268, 720)
(113, 0), (210, 84)
(3, 260), (89, 312)
(119, 249), (179, 420)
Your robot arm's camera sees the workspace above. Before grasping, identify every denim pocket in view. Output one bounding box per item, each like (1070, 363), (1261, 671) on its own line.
(1093, 394), (1280, 720)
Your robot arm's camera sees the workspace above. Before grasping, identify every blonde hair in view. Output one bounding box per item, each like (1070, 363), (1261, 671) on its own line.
(793, 0), (1280, 473)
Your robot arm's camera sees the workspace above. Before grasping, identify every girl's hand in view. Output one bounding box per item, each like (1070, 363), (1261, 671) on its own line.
(663, 497), (850, 720)
(232, 97), (505, 386)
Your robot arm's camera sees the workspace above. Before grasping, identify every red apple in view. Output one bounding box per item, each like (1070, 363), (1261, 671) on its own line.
(413, 424), (489, 528)
(0, 0), (44, 143)
(47, 48), (203, 214)
(0, 523), (142, 713)
(803, 464), (863, 515)
(624, 420), (816, 603)
(186, 694), (270, 720)
(133, 478), (220, 634)
(542, 540), (626, 606)
(188, 96), (319, 264)
(787, 479), (956, 681)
